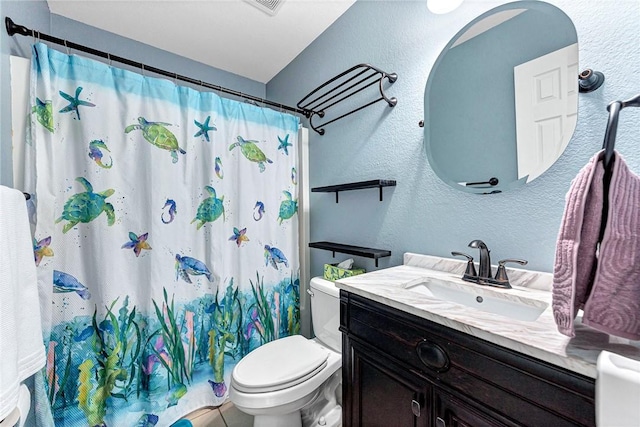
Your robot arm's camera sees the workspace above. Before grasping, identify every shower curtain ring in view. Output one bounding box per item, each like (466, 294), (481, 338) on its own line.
(174, 73), (178, 85)
(64, 39), (70, 55)
(141, 64), (145, 76)
(107, 53), (112, 67)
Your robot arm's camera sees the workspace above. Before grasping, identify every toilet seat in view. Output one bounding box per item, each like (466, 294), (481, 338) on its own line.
(232, 335), (329, 393)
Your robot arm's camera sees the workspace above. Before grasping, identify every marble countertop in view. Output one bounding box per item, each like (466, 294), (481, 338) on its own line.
(335, 253), (640, 379)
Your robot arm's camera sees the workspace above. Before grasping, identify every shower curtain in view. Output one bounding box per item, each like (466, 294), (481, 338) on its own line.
(26, 43), (300, 427)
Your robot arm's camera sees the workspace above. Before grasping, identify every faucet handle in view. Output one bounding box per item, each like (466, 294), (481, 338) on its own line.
(451, 251), (477, 280)
(494, 258), (528, 286)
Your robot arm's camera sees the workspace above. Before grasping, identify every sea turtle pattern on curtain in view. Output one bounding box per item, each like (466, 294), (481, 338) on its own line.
(27, 43), (300, 427)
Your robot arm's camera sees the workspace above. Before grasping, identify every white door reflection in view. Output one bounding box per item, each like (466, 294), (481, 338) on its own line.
(514, 44), (578, 182)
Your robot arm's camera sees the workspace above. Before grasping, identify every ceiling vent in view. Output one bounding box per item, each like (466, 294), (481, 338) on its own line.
(243, 0), (285, 16)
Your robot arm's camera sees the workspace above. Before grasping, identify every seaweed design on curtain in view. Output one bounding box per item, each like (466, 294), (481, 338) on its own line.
(27, 43), (300, 427)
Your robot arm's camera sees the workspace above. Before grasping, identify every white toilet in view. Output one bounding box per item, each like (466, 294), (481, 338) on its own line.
(229, 277), (342, 427)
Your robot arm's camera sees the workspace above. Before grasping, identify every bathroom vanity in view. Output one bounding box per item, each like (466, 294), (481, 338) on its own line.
(340, 293), (593, 426)
(336, 254), (640, 427)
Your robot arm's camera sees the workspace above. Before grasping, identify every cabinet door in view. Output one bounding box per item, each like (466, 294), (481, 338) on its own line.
(435, 389), (511, 427)
(350, 341), (429, 427)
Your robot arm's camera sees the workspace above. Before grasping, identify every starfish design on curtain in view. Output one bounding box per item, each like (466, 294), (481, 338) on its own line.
(194, 116), (217, 142)
(33, 236), (54, 266)
(121, 232), (152, 257)
(277, 134), (292, 155)
(229, 227), (249, 247)
(59, 86), (95, 120)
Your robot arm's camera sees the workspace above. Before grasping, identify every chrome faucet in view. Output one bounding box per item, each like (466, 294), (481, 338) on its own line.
(468, 239), (491, 280)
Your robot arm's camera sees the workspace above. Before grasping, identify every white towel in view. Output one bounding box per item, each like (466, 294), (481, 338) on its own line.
(597, 351), (640, 426)
(0, 385), (30, 427)
(0, 186), (45, 421)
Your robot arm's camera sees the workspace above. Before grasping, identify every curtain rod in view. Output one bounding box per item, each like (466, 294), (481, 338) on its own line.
(5, 17), (310, 118)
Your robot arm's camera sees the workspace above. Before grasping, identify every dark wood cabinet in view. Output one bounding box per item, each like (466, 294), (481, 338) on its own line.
(348, 339), (429, 427)
(340, 291), (596, 427)
(435, 390), (509, 427)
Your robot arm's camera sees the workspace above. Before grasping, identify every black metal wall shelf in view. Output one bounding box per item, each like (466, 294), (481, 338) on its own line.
(297, 63), (397, 135)
(312, 179), (396, 203)
(309, 242), (391, 267)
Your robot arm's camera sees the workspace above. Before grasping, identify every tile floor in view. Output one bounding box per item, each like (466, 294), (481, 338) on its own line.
(186, 402), (254, 427)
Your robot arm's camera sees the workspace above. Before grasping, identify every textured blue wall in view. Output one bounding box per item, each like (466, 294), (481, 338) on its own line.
(267, 0), (640, 275)
(0, 1), (265, 187)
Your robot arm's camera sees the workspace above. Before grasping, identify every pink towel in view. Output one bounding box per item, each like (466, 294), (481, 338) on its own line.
(553, 150), (640, 339)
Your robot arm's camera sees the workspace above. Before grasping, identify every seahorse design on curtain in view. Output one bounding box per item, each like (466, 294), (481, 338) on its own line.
(27, 43), (300, 427)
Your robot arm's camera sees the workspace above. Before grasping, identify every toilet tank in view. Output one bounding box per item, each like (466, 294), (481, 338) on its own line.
(310, 277), (341, 353)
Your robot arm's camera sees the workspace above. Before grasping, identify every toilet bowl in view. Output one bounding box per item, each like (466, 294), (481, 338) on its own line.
(229, 277), (342, 427)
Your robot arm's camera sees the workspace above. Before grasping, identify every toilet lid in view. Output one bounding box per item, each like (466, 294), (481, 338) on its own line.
(232, 335), (329, 393)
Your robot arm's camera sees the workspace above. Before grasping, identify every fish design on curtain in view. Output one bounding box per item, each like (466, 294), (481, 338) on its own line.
(27, 43), (300, 427)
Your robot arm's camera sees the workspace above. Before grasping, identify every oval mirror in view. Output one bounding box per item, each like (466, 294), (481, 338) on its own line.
(424, 1), (578, 194)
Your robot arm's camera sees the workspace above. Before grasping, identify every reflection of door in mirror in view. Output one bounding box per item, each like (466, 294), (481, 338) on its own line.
(514, 44), (578, 182)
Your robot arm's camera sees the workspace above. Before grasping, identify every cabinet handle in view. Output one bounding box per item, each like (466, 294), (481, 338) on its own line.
(436, 416), (446, 427)
(411, 399), (421, 417)
(416, 340), (450, 372)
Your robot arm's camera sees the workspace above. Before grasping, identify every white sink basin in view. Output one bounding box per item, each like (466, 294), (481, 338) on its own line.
(404, 278), (548, 322)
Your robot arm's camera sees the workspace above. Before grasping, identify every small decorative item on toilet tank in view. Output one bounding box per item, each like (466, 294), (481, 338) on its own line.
(323, 258), (366, 281)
